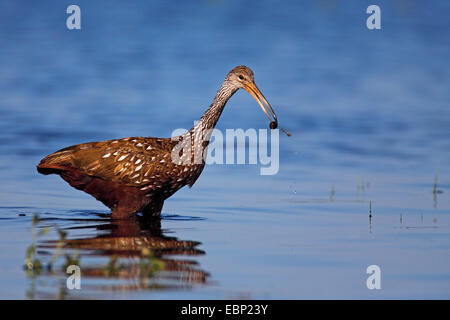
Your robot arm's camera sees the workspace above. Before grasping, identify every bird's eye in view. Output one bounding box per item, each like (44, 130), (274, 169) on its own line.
(238, 75), (244, 80)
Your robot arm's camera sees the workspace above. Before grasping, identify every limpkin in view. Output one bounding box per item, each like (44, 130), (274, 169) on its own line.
(37, 66), (283, 219)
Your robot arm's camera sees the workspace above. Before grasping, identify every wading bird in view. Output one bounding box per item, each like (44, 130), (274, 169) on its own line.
(37, 66), (282, 219)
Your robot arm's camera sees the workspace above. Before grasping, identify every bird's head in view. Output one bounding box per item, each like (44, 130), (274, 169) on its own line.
(226, 65), (278, 129)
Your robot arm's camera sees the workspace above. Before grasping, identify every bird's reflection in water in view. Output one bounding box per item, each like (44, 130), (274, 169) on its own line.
(25, 213), (208, 298)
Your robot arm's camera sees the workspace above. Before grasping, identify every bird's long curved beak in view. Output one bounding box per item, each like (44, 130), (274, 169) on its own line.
(244, 82), (278, 129)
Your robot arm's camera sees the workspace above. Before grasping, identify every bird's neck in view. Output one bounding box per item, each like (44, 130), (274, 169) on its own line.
(174, 81), (237, 168)
(189, 80), (238, 139)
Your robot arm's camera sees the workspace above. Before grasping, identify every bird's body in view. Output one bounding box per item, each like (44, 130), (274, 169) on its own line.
(37, 66), (280, 219)
(37, 136), (204, 218)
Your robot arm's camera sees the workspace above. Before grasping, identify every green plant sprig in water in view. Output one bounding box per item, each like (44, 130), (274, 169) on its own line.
(102, 248), (165, 279)
(432, 172), (444, 209)
(103, 256), (124, 277)
(47, 225), (67, 270)
(24, 214), (47, 275)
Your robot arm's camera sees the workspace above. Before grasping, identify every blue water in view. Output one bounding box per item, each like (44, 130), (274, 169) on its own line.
(0, 0), (449, 299)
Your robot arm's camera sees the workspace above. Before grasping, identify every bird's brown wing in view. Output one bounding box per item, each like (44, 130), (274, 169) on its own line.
(38, 137), (179, 189)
